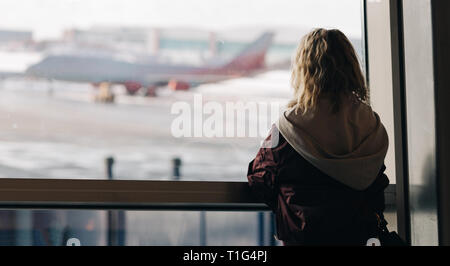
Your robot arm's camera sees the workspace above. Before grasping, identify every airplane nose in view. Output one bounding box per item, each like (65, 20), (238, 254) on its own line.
(25, 64), (41, 77)
(25, 65), (36, 75)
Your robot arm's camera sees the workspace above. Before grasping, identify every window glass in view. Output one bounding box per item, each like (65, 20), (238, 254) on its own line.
(1, 207), (397, 246)
(0, 210), (279, 246)
(0, 0), (364, 181)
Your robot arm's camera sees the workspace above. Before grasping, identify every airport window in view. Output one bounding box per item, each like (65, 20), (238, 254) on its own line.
(1, 0), (449, 248)
(0, 0), (364, 182)
(0, 0), (370, 246)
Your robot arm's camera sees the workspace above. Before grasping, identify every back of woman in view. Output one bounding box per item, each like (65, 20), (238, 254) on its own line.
(247, 28), (390, 246)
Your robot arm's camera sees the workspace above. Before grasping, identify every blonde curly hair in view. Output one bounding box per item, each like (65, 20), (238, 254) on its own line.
(289, 28), (368, 114)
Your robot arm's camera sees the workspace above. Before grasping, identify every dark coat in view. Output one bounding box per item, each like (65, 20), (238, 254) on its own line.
(247, 132), (389, 246)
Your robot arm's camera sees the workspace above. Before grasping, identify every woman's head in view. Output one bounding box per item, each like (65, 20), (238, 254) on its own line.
(289, 28), (368, 113)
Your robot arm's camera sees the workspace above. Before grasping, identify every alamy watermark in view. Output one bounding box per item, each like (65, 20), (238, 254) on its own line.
(171, 94), (283, 148)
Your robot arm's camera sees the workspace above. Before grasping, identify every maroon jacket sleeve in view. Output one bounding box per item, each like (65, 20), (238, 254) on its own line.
(247, 127), (285, 211)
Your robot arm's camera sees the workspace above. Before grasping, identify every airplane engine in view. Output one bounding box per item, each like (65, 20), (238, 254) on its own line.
(168, 80), (190, 91)
(145, 86), (157, 97)
(123, 81), (142, 95)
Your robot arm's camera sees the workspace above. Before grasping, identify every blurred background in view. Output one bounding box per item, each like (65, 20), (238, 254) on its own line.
(0, 0), (364, 245)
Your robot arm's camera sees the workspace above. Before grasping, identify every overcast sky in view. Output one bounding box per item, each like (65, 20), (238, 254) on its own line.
(0, 0), (362, 40)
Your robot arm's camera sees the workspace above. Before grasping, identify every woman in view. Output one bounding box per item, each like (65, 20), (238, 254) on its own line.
(247, 29), (389, 246)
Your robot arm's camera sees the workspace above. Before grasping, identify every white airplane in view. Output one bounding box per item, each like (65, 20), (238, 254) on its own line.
(25, 32), (275, 94)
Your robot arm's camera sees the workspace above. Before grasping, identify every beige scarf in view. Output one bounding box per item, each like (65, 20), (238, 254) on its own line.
(276, 95), (389, 191)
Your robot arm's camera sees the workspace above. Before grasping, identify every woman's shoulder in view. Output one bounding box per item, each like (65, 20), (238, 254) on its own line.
(260, 124), (286, 150)
(250, 125), (294, 169)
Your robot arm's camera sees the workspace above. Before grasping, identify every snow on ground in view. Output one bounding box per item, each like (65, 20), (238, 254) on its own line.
(0, 70), (291, 181)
